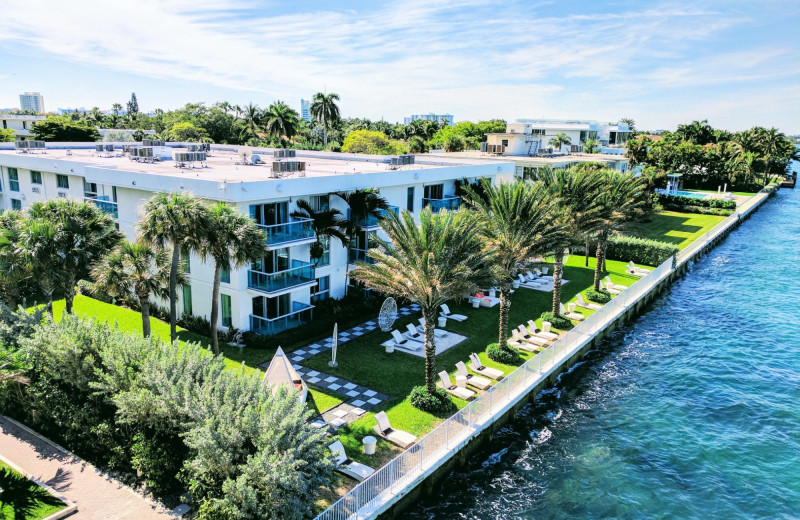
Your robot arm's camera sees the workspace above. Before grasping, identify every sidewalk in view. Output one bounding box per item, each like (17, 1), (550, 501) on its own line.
(0, 415), (177, 519)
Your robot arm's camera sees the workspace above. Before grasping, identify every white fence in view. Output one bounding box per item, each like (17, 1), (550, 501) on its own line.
(316, 188), (774, 520)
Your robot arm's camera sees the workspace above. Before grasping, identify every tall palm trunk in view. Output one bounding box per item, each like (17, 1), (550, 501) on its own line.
(323, 115), (328, 149)
(169, 244), (180, 342)
(41, 280), (54, 317)
(585, 236), (590, 266)
(593, 235), (607, 291)
(137, 288), (152, 338)
(551, 253), (563, 317)
(498, 286), (512, 352)
(209, 264), (222, 355)
(423, 309), (437, 394)
(64, 272), (76, 314)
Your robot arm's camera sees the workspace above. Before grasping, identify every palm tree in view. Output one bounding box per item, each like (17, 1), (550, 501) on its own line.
(16, 219), (62, 316)
(91, 240), (174, 338)
(0, 212), (28, 308)
(263, 101), (300, 144)
(549, 133), (572, 153)
(290, 199), (348, 265)
(198, 202), (267, 354)
(140, 192), (209, 342)
(592, 171), (647, 291)
(28, 200), (122, 314)
(240, 103), (261, 142)
(112, 103), (122, 117)
(352, 208), (495, 397)
(310, 92), (341, 149)
(334, 189), (389, 293)
(582, 138), (601, 154)
(462, 179), (558, 355)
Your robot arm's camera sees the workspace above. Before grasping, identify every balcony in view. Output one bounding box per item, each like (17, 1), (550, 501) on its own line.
(250, 301), (314, 336)
(346, 205), (399, 229)
(348, 248), (376, 266)
(248, 259), (316, 296)
(423, 196), (462, 213)
(84, 196), (119, 218)
(256, 217), (315, 248)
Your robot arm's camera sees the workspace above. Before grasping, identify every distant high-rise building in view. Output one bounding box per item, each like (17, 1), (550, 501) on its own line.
(403, 113), (454, 126)
(300, 99), (311, 122)
(19, 92), (44, 113)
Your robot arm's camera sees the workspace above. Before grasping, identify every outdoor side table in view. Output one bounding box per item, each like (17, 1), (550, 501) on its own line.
(363, 435), (377, 455)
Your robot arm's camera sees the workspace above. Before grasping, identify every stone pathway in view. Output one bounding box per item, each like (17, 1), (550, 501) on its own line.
(0, 415), (178, 519)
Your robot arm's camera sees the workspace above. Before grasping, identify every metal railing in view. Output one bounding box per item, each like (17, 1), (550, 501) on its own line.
(256, 217), (315, 246)
(249, 301), (314, 336)
(83, 196), (119, 218)
(348, 248), (376, 265)
(347, 206), (399, 229)
(423, 196), (462, 213)
(248, 259), (316, 294)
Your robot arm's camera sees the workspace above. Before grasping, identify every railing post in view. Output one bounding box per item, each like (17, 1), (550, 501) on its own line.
(355, 486), (361, 520)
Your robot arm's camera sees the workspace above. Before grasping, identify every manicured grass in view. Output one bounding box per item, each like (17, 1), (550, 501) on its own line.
(0, 462), (66, 520)
(623, 210), (726, 249)
(308, 387), (347, 415)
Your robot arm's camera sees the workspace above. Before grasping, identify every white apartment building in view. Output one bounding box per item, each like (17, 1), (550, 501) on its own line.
(0, 114), (46, 140)
(0, 143), (514, 336)
(19, 92), (45, 113)
(486, 119), (632, 156)
(403, 114), (454, 126)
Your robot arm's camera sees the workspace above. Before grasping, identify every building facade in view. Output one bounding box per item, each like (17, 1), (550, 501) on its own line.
(0, 143), (513, 336)
(0, 114), (46, 140)
(300, 99), (311, 122)
(487, 119), (631, 156)
(403, 113), (454, 126)
(19, 92), (45, 113)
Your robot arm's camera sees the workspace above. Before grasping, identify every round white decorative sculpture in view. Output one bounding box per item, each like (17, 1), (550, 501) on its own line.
(378, 297), (398, 332)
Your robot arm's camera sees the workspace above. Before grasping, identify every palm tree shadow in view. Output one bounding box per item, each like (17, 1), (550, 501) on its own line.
(44, 467), (73, 493)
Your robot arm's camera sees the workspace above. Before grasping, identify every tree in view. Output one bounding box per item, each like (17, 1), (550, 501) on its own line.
(625, 135), (652, 166)
(619, 117), (635, 131)
(310, 92), (340, 148)
(0, 212), (28, 308)
(15, 219), (62, 316)
(334, 189), (389, 293)
(676, 119), (716, 145)
(91, 240), (174, 338)
(28, 199), (122, 314)
(352, 208), (494, 402)
(263, 101), (300, 144)
(167, 122), (208, 142)
(112, 103), (122, 117)
(407, 135), (428, 153)
(462, 179), (558, 357)
(290, 199), (348, 265)
(140, 192), (209, 342)
(443, 135), (465, 152)
(582, 137), (601, 154)
(127, 92), (139, 115)
(32, 116), (100, 142)
(198, 203), (267, 355)
(0, 128), (15, 142)
(240, 103), (261, 142)
(341, 130), (406, 155)
(548, 132), (572, 153)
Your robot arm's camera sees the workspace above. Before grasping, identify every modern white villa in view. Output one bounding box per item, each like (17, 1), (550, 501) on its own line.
(485, 119), (632, 156)
(1, 114), (46, 140)
(0, 142), (514, 335)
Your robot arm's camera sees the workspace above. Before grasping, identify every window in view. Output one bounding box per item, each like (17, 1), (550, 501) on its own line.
(316, 235), (330, 266)
(56, 174), (69, 189)
(181, 248), (191, 273)
(252, 248), (289, 274)
(221, 266), (230, 284)
(182, 284), (193, 315)
(309, 194), (329, 212)
(11, 199), (22, 211)
(112, 186), (118, 202)
(221, 294), (232, 327)
(8, 168), (19, 192)
(249, 201), (288, 226)
(501, 139), (509, 147)
(84, 181), (98, 198)
(312, 275), (330, 303)
(407, 186), (414, 211)
(30, 171), (42, 184)
(423, 184), (444, 200)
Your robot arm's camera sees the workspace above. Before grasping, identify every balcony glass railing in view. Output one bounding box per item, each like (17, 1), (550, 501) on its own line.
(348, 248), (376, 265)
(248, 259), (315, 294)
(423, 196), (462, 213)
(346, 205), (399, 228)
(250, 301), (314, 335)
(255, 217), (315, 246)
(84, 196), (119, 218)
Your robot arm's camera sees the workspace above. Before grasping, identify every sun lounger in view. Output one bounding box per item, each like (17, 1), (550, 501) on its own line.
(440, 304), (467, 322)
(516, 324), (550, 346)
(469, 353), (504, 380)
(455, 361), (491, 390)
(329, 441), (376, 482)
(438, 371), (475, 400)
(416, 318), (447, 337)
(604, 281), (621, 295)
(405, 323), (423, 341)
(509, 330), (543, 352)
(526, 320), (558, 340)
(604, 276), (628, 291)
(627, 261), (651, 276)
(391, 329), (423, 351)
(560, 302), (584, 321)
(576, 293), (602, 311)
(373, 411), (417, 448)
(525, 270), (539, 281)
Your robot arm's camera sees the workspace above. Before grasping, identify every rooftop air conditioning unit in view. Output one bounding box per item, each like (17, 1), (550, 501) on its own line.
(272, 161), (306, 174)
(142, 139), (165, 147)
(273, 149), (296, 159)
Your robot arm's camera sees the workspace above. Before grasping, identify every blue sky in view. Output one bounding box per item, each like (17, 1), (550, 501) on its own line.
(0, 0), (798, 133)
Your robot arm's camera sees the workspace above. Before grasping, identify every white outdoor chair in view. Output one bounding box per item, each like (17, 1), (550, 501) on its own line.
(391, 329), (422, 351)
(576, 293), (602, 311)
(526, 320), (558, 340)
(373, 412), (417, 448)
(560, 302), (584, 321)
(438, 371), (475, 400)
(329, 441), (375, 482)
(440, 304), (467, 322)
(455, 361), (491, 390)
(468, 353), (504, 380)
(417, 318), (447, 337)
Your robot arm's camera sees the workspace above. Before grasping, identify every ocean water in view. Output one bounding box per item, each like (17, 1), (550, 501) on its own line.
(408, 181), (800, 519)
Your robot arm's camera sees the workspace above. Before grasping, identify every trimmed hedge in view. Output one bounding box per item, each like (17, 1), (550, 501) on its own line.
(539, 312), (572, 330)
(585, 289), (612, 304)
(410, 386), (457, 414)
(486, 342), (522, 364)
(657, 194), (736, 209)
(604, 235), (679, 267)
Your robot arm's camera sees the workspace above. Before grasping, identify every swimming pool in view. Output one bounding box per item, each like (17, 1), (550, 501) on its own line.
(658, 189), (707, 199)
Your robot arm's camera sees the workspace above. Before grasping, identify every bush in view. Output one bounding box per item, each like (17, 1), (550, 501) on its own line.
(585, 289), (611, 304)
(410, 386), (457, 414)
(657, 193), (736, 210)
(661, 204), (734, 216)
(539, 311), (572, 330)
(486, 342), (522, 364)
(604, 235), (679, 266)
(178, 313), (211, 336)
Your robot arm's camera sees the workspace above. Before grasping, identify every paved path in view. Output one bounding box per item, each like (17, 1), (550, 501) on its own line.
(0, 415), (177, 519)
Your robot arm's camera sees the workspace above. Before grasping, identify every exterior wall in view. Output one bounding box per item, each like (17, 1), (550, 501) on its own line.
(0, 115), (45, 139)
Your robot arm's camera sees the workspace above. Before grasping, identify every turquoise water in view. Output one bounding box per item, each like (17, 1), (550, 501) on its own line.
(657, 189), (708, 199)
(408, 182), (800, 519)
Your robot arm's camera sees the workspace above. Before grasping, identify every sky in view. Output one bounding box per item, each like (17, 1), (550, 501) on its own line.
(0, 0), (798, 133)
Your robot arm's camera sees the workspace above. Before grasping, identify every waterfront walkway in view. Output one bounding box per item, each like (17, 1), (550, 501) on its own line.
(0, 415), (177, 519)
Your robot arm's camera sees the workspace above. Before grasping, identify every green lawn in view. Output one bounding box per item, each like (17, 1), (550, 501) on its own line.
(684, 188), (754, 197)
(0, 462), (66, 520)
(308, 387), (347, 415)
(623, 210), (726, 249)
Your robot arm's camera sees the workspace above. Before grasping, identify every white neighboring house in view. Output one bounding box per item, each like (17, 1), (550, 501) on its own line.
(486, 119), (632, 156)
(1, 114), (46, 140)
(0, 142), (514, 336)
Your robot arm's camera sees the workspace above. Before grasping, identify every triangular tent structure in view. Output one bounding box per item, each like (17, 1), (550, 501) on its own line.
(262, 346), (308, 403)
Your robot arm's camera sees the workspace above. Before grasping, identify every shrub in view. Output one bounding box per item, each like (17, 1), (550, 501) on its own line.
(486, 342), (522, 364)
(585, 289), (611, 304)
(410, 385), (457, 414)
(604, 235), (679, 266)
(657, 194), (736, 210)
(178, 313), (211, 336)
(539, 311), (572, 330)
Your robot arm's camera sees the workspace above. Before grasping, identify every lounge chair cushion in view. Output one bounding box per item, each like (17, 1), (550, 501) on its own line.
(468, 353), (504, 380)
(416, 319), (447, 337)
(373, 412), (416, 448)
(526, 320), (558, 340)
(329, 441), (376, 482)
(455, 361), (491, 390)
(440, 304), (468, 322)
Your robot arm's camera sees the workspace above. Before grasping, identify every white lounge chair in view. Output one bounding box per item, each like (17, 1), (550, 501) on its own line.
(440, 304), (467, 322)
(526, 320), (558, 340)
(329, 441), (375, 482)
(604, 281), (621, 295)
(373, 411), (417, 448)
(455, 361), (491, 390)
(438, 371), (475, 400)
(405, 323), (423, 341)
(510, 330), (543, 352)
(469, 353), (504, 380)
(627, 261), (651, 276)
(576, 293), (602, 311)
(560, 302), (584, 321)
(516, 324), (550, 346)
(416, 318), (447, 337)
(525, 270), (539, 281)
(391, 329), (423, 351)
(604, 276), (628, 291)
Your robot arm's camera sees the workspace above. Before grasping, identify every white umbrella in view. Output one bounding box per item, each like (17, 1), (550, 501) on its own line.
(329, 322), (338, 367)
